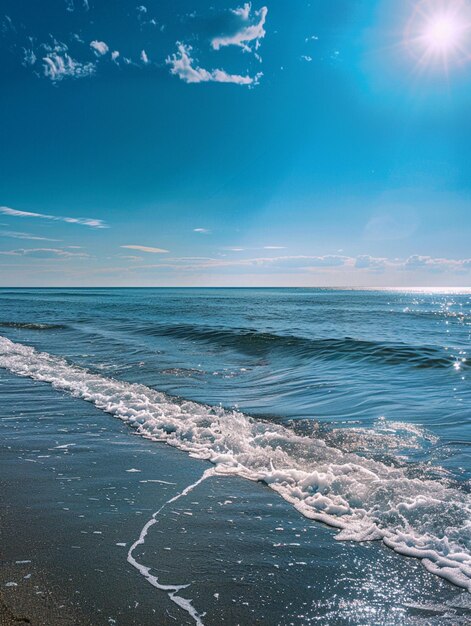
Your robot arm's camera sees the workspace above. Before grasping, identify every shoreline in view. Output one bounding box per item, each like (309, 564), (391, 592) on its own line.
(1, 369), (470, 625)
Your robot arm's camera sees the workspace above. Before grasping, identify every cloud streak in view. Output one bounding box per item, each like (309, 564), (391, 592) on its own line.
(212, 4), (268, 53)
(0, 230), (60, 241)
(0, 248), (88, 258)
(0, 206), (108, 229)
(121, 245), (169, 254)
(116, 254), (471, 275)
(166, 43), (261, 85)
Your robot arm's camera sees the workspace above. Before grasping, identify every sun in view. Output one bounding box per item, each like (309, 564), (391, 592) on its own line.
(422, 13), (464, 52)
(405, 0), (471, 70)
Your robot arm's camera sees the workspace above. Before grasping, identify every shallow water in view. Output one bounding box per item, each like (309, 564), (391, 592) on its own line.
(0, 288), (470, 620)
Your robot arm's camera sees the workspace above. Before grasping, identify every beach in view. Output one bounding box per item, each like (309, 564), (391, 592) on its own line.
(3, 0), (471, 621)
(2, 369), (470, 625)
(0, 288), (470, 625)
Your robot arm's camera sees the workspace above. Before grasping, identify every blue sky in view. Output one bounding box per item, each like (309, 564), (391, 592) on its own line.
(1, 0), (470, 287)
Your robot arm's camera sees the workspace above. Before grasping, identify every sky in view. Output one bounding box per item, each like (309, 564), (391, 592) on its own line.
(1, 0), (471, 287)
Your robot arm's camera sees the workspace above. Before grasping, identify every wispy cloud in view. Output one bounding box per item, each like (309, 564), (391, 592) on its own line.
(0, 206), (108, 229)
(166, 43), (261, 85)
(401, 255), (471, 273)
(356, 254), (471, 274)
(0, 248), (88, 258)
(117, 254), (471, 275)
(42, 41), (96, 82)
(263, 246), (286, 250)
(121, 245), (169, 254)
(212, 4), (268, 54)
(126, 255), (351, 272)
(0, 230), (60, 242)
(231, 3), (252, 20)
(355, 255), (388, 270)
(65, 0), (89, 12)
(193, 227), (211, 234)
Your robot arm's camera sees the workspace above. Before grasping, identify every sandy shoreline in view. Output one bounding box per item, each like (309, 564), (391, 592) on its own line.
(1, 369), (470, 625)
(0, 591), (30, 625)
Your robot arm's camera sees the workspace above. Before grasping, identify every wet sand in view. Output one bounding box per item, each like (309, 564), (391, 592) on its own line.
(1, 369), (470, 625)
(0, 591), (30, 625)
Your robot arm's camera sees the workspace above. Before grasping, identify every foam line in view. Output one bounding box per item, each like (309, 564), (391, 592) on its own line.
(0, 335), (470, 593)
(127, 468), (215, 625)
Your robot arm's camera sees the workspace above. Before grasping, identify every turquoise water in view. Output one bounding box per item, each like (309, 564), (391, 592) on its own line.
(0, 287), (470, 614)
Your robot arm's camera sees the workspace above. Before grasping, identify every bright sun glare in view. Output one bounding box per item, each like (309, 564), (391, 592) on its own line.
(406, 0), (471, 70)
(423, 14), (463, 51)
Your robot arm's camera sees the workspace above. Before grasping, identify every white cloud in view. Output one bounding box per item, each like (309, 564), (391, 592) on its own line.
(301, 55), (312, 62)
(401, 255), (467, 273)
(140, 254), (471, 275)
(161, 254), (350, 271)
(231, 3), (252, 20)
(0, 206), (108, 229)
(263, 246), (286, 250)
(90, 40), (109, 56)
(21, 37), (98, 82)
(121, 245), (169, 254)
(42, 49), (95, 82)
(166, 43), (261, 85)
(354, 254), (471, 274)
(212, 4), (268, 53)
(22, 47), (36, 67)
(0, 230), (60, 242)
(193, 228), (211, 234)
(355, 255), (388, 270)
(140, 49), (149, 64)
(0, 248), (88, 258)
(111, 50), (120, 62)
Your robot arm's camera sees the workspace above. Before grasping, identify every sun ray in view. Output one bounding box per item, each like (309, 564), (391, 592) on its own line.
(404, 0), (471, 73)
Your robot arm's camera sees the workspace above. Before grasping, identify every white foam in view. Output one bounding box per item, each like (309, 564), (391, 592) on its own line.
(127, 468), (215, 625)
(140, 479), (177, 485)
(1, 335), (470, 593)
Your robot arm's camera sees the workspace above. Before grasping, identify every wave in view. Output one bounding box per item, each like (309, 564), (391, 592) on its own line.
(0, 321), (67, 330)
(0, 334), (470, 592)
(137, 323), (466, 369)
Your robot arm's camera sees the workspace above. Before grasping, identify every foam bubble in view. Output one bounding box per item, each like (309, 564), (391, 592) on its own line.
(1, 335), (470, 592)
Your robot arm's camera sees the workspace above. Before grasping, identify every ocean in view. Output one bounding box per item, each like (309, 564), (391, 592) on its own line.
(0, 287), (470, 625)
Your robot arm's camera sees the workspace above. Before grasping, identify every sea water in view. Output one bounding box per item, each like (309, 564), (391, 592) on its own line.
(0, 287), (470, 618)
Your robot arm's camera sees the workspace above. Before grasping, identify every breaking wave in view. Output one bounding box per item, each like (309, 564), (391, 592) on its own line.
(0, 334), (470, 592)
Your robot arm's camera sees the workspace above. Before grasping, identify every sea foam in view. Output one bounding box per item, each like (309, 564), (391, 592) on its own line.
(0, 335), (470, 591)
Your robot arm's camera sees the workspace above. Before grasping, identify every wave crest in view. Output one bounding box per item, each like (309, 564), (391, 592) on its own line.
(0, 334), (470, 592)
(0, 321), (66, 330)
(137, 323), (466, 369)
